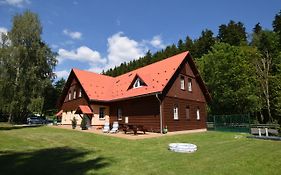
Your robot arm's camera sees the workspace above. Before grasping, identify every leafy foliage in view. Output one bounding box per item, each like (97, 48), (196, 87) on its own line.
(0, 11), (57, 123)
(217, 20), (247, 46)
(198, 43), (261, 114)
(71, 117), (77, 129)
(81, 117), (88, 130)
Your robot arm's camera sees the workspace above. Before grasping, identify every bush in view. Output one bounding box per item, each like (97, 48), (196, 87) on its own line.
(71, 117), (77, 129)
(80, 117), (88, 130)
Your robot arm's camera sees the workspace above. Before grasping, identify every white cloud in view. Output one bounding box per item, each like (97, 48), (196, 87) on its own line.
(55, 70), (70, 79)
(57, 32), (165, 74)
(63, 29), (82, 40)
(57, 46), (106, 66)
(107, 32), (145, 68)
(1, 0), (30, 7)
(0, 27), (7, 33)
(150, 35), (165, 49)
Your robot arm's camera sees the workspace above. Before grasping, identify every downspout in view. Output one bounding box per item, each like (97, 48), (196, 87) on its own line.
(156, 93), (163, 134)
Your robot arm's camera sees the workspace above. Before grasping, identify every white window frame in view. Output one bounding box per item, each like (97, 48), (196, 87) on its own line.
(196, 107), (200, 120)
(78, 89), (82, 98)
(188, 78), (192, 92)
(117, 108), (122, 120)
(73, 90), (76, 99)
(173, 105), (179, 120)
(133, 78), (142, 88)
(180, 76), (185, 90)
(68, 91), (72, 101)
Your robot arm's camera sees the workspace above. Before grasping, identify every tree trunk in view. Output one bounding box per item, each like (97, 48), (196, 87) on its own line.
(256, 51), (273, 123)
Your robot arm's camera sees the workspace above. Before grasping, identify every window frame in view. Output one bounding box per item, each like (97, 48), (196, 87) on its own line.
(188, 78), (192, 92)
(180, 76), (185, 90)
(68, 91), (72, 101)
(133, 78), (142, 88)
(117, 108), (122, 121)
(173, 104), (179, 120)
(99, 107), (105, 120)
(73, 90), (76, 99)
(196, 107), (200, 120)
(78, 89), (82, 98)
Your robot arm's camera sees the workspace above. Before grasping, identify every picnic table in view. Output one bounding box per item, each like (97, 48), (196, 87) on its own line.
(122, 124), (147, 135)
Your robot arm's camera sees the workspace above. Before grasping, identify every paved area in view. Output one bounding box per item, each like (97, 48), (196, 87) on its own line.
(51, 125), (207, 140)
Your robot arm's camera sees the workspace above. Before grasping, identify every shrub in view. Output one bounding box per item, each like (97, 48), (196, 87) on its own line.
(80, 117), (88, 130)
(71, 117), (77, 129)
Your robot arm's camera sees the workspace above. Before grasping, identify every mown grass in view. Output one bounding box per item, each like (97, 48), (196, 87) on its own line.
(0, 123), (281, 175)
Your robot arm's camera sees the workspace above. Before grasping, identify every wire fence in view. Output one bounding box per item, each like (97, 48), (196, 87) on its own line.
(207, 114), (252, 133)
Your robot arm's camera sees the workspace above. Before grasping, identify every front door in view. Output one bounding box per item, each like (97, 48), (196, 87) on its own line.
(84, 115), (91, 128)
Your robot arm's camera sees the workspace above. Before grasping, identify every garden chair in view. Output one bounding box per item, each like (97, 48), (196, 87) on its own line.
(102, 122), (110, 133)
(110, 121), (119, 133)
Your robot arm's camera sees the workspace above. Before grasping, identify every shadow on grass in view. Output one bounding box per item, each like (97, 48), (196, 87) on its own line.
(0, 124), (43, 131)
(0, 147), (110, 175)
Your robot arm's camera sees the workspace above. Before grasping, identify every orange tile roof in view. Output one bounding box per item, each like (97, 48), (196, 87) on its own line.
(72, 51), (189, 101)
(75, 105), (93, 114)
(55, 110), (63, 117)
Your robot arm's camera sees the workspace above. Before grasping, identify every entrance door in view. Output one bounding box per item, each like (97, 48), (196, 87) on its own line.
(84, 115), (91, 128)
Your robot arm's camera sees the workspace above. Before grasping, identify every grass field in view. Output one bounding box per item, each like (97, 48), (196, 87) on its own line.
(0, 123), (281, 175)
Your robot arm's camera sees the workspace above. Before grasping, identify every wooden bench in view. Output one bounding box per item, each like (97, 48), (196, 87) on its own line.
(122, 124), (147, 135)
(251, 128), (279, 136)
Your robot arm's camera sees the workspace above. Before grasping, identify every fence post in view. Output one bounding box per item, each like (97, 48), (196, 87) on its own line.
(248, 114), (251, 134)
(213, 115), (216, 131)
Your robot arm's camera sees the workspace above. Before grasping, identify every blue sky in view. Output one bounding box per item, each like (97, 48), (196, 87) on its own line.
(0, 0), (281, 80)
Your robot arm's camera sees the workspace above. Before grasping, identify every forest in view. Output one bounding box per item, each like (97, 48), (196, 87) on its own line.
(104, 11), (281, 124)
(0, 10), (281, 124)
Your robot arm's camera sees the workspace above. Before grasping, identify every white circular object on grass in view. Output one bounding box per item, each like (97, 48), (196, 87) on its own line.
(169, 143), (197, 153)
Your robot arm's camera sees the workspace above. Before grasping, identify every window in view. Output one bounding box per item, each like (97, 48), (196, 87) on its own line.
(73, 90), (76, 99)
(180, 76), (185, 90)
(173, 105), (179, 120)
(188, 78), (192, 92)
(133, 77), (146, 88)
(117, 108), (122, 120)
(196, 107), (200, 120)
(78, 89), (82, 98)
(99, 107), (105, 120)
(68, 91), (72, 101)
(186, 106), (190, 120)
(133, 78), (142, 88)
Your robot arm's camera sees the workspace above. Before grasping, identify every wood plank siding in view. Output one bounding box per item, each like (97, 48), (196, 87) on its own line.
(109, 96), (161, 132)
(58, 52), (210, 132)
(162, 96), (207, 131)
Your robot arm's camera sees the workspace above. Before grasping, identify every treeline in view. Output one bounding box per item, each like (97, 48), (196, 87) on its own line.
(103, 28), (215, 77)
(104, 11), (281, 124)
(0, 11), (64, 123)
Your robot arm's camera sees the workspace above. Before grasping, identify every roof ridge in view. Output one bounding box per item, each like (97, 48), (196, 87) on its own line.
(72, 68), (115, 79)
(115, 51), (189, 78)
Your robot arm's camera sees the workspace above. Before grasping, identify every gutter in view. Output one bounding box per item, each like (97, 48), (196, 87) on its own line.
(156, 93), (163, 134)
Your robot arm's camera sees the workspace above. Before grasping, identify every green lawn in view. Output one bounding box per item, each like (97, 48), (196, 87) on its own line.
(0, 123), (281, 175)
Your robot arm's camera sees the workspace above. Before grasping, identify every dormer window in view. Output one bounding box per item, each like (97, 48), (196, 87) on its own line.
(128, 74), (147, 90)
(133, 78), (141, 88)
(133, 77), (146, 88)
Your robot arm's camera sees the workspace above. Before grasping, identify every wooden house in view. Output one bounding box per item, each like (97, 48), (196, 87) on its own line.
(57, 51), (211, 132)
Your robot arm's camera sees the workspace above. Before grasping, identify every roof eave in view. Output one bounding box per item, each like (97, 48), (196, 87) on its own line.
(89, 91), (162, 103)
